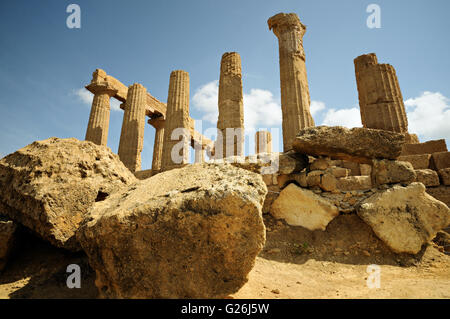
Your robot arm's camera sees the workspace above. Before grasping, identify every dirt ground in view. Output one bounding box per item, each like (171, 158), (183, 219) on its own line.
(1, 214), (449, 299)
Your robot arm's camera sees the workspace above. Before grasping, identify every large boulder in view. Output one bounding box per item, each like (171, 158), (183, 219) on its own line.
(0, 138), (136, 251)
(357, 183), (450, 254)
(0, 216), (17, 272)
(292, 126), (405, 164)
(271, 183), (339, 230)
(77, 163), (267, 299)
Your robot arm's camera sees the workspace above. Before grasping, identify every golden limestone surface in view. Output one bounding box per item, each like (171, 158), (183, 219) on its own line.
(148, 116), (165, 173)
(268, 13), (315, 152)
(216, 52), (244, 158)
(255, 130), (272, 154)
(118, 83), (147, 172)
(161, 70), (191, 171)
(354, 53), (408, 134)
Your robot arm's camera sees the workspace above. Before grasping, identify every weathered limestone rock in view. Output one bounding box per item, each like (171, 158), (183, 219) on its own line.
(271, 184), (339, 230)
(0, 216), (17, 272)
(278, 151), (308, 175)
(415, 169), (440, 187)
(431, 151), (450, 170)
(216, 52), (244, 158)
(134, 169), (153, 180)
(117, 83), (147, 172)
(77, 163), (267, 299)
(357, 183), (450, 254)
(438, 168), (450, 186)
(0, 138), (136, 251)
(401, 139), (447, 156)
(161, 70), (191, 171)
(85, 70), (117, 146)
(268, 13), (314, 151)
(310, 157), (330, 171)
(148, 116), (165, 173)
(371, 159), (416, 186)
(337, 176), (372, 191)
(293, 126), (406, 164)
(398, 154), (431, 169)
(306, 170), (322, 188)
(255, 131), (272, 154)
(354, 53), (408, 133)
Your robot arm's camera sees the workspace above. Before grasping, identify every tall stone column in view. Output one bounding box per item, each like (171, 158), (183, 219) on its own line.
(85, 86), (116, 146)
(255, 130), (272, 154)
(118, 83), (147, 172)
(354, 53), (409, 134)
(268, 13), (315, 152)
(161, 70), (191, 171)
(216, 52), (244, 159)
(148, 116), (165, 173)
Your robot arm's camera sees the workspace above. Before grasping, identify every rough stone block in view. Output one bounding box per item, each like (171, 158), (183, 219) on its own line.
(415, 169), (440, 187)
(398, 154), (431, 169)
(401, 139), (447, 156)
(431, 151), (450, 170)
(371, 159), (416, 186)
(438, 168), (450, 186)
(426, 186), (450, 208)
(342, 160), (361, 176)
(337, 176), (372, 191)
(359, 164), (372, 176)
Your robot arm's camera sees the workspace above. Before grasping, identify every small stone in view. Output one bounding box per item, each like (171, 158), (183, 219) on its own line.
(271, 289), (280, 294)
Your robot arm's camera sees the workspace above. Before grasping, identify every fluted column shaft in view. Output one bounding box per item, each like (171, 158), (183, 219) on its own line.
(268, 13), (315, 152)
(255, 130), (272, 154)
(161, 70), (191, 171)
(85, 88), (115, 146)
(118, 83), (147, 172)
(354, 53), (408, 133)
(148, 117), (165, 173)
(216, 52), (244, 159)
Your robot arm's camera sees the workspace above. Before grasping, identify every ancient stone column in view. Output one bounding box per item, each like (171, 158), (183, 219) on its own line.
(161, 70), (191, 171)
(85, 86), (116, 146)
(354, 53), (409, 134)
(118, 83), (147, 172)
(148, 116), (165, 173)
(216, 52), (245, 159)
(268, 13), (315, 152)
(194, 144), (205, 164)
(255, 130), (272, 154)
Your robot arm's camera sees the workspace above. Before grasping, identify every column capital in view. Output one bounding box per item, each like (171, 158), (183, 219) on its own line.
(354, 53), (379, 69)
(268, 13), (306, 38)
(85, 82), (118, 96)
(148, 116), (165, 129)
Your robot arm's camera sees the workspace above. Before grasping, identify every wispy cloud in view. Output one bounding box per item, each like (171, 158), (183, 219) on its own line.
(73, 88), (121, 111)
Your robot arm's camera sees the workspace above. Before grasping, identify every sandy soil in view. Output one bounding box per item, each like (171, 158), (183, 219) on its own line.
(1, 214), (449, 299)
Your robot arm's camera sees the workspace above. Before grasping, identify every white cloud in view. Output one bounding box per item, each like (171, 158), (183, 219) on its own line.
(322, 107), (362, 128)
(192, 81), (282, 131)
(73, 88), (121, 111)
(192, 81), (219, 123)
(404, 91), (450, 141)
(310, 100), (326, 116)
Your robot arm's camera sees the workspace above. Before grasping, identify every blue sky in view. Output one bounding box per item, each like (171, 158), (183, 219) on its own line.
(1, 0), (449, 169)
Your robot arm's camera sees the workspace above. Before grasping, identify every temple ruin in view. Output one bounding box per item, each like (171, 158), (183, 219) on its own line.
(84, 69), (213, 174)
(268, 13), (315, 152)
